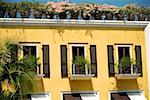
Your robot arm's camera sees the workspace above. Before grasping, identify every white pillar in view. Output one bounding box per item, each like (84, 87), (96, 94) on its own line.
(145, 22), (150, 97)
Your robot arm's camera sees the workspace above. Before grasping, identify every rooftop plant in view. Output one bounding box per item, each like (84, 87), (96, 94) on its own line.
(0, 1), (7, 18)
(18, 1), (32, 18)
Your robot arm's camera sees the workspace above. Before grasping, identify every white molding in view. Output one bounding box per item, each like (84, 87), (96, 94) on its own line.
(145, 23), (150, 97)
(31, 92), (51, 100)
(0, 18), (149, 28)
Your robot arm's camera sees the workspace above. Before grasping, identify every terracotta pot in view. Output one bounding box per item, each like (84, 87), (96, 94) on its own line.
(105, 12), (113, 20)
(34, 11), (43, 19)
(94, 11), (101, 20)
(46, 12), (54, 19)
(0, 7), (6, 18)
(82, 15), (90, 20)
(20, 11), (30, 18)
(115, 13), (124, 20)
(70, 11), (79, 19)
(137, 14), (145, 21)
(59, 12), (67, 19)
(8, 9), (17, 18)
(127, 13), (135, 21)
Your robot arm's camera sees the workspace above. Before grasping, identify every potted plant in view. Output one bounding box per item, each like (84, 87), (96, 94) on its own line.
(123, 4), (138, 21)
(143, 7), (150, 21)
(0, 1), (7, 18)
(81, 4), (94, 20)
(93, 5), (102, 20)
(116, 56), (140, 75)
(114, 8), (124, 20)
(101, 4), (117, 20)
(68, 4), (80, 19)
(45, 2), (55, 19)
(33, 2), (44, 19)
(18, 1), (32, 18)
(7, 2), (18, 18)
(73, 56), (88, 74)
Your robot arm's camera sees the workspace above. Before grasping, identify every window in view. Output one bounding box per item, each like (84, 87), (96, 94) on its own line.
(108, 44), (142, 77)
(25, 93), (51, 100)
(21, 45), (39, 74)
(61, 44), (97, 79)
(23, 46), (37, 57)
(62, 92), (99, 100)
(71, 46), (86, 74)
(117, 46), (131, 74)
(110, 91), (146, 100)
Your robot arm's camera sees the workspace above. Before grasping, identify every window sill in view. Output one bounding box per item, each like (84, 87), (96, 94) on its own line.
(69, 74), (95, 80)
(115, 74), (141, 80)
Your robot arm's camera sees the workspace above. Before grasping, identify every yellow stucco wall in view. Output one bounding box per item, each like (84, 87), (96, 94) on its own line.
(0, 26), (148, 100)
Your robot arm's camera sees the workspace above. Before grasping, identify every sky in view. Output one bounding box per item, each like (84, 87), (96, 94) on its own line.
(3, 0), (150, 7)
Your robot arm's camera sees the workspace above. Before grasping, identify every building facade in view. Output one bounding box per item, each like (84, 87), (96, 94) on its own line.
(0, 19), (149, 100)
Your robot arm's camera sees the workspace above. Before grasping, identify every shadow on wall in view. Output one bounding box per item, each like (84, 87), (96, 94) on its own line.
(116, 79), (140, 90)
(69, 79), (94, 91)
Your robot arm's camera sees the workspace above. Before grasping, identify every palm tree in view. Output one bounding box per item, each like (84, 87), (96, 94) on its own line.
(0, 41), (39, 100)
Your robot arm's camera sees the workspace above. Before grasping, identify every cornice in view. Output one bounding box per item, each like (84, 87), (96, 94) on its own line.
(0, 18), (149, 28)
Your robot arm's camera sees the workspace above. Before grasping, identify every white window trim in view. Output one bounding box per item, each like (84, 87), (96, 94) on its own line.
(115, 45), (132, 62)
(69, 44), (87, 75)
(20, 44), (40, 75)
(108, 90), (145, 100)
(31, 92), (51, 100)
(115, 45), (133, 74)
(61, 91), (99, 100)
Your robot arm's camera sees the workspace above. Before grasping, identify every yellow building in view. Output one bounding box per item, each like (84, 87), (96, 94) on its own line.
(0, 19), (149, 100)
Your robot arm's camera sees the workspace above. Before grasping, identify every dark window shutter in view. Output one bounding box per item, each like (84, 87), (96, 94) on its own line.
(135, 46), (142, 76)
(90, 45), (97, 77)
(107, 45), (115, 77)
(42, 45), (50, 78)
(61, 45), (68, 78)
(10, 44), (18, 61)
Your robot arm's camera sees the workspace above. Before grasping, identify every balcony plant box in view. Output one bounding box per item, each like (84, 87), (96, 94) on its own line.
(115, 57), (140, 79)
(0, 1), (7, 18)
(70, 56), (94, 80)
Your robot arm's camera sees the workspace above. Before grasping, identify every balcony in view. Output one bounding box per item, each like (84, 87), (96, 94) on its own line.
(69, 64), (94, 80)
(115, 64), (141, 79)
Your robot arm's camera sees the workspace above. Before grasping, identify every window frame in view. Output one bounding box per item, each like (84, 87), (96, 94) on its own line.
(69, 44), (87, 75)
(115, 45), (133, 74)
(20, 43), (39, 75)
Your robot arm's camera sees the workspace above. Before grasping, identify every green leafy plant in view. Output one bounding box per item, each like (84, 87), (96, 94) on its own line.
(18, 1), (32, 18)
(0, 41), (40, 99)
(0, 0), (7, 18)
(73, 56), (88, 68)
(6, 2), (18, 18)
(119, 56), (132, 69)
(116, 56), (140, 74)
(33, 2), (44, 18)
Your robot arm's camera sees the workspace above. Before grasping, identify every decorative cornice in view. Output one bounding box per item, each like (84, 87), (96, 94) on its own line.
(0, 18), (149, 28)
